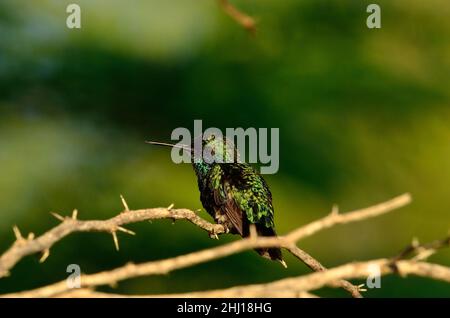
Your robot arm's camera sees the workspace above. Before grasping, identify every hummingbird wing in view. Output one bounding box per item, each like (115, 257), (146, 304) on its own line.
(206, 164), (283, 263)
(210, 163), (275, 236)
(206, 165), (245, 234)
(227, 164), (275, 229)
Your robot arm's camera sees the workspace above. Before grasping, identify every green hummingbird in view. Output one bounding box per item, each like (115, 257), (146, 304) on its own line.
(146, 135), (285, 267)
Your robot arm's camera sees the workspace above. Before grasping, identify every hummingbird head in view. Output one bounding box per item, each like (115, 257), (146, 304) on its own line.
(146, 135), (240, 178)
(194, 134), (240, 165)
(146, 135), (239, 164)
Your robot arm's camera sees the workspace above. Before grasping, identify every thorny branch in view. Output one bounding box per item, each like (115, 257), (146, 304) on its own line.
(391, 235), (450, 262)
(0, 197), (224, 279)
(55, 259), (450, 298)
(0, 194), (433, 298)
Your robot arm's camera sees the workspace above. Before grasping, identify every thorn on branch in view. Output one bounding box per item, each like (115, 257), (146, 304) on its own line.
(278, 259), (288, 268)
(120, 194), (130, 212)
(209, 233), (220, 240)
(13, 226), (23, 241)
(112, 231), (120, 251)
(412, 237), (420, 248)
(412, 249), (435, 261)
(330, 204), (339, 216)
(117, 226), (135, 236)
(125, 262), (136, 272)
(167, 203), (174, 210)
(50, 212), (65, 222)
(72, 209), (78, 220)
(39, 249), (50, 263)
(357, 284), (367, 292)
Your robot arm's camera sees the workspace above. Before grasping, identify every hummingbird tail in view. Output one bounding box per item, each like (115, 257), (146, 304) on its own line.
(254, 225), (286, 267)
(255, 247), (285, 265)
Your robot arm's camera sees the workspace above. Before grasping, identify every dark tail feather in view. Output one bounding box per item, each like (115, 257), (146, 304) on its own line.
(254, 226), (286, 268)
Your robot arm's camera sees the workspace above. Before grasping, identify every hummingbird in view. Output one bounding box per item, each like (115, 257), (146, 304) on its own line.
(146, 135), (286, 267)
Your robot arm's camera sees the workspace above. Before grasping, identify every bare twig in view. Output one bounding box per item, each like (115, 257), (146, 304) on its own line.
(285, 193), (412, 242)
(392, 235), (450, 262)
(0, 194), (413, 298)
(218, 0), (257, 33)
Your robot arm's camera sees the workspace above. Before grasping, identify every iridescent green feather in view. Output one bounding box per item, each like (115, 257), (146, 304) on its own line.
(208, 163), (275, 229)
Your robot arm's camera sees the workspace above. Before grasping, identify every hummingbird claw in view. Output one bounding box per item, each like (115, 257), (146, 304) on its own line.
(278, 259), (288, 268)
(209, 233), (219, 240)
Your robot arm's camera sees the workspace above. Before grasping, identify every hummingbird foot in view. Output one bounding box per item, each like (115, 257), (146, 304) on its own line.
(278, 259), (288, 268)
(209, 232), (220, 240)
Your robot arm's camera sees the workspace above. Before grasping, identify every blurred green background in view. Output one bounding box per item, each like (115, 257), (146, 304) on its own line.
(0, 0), (449, 297)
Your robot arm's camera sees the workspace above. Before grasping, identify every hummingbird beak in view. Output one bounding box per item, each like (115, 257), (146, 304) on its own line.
(145, 141), (193, 153)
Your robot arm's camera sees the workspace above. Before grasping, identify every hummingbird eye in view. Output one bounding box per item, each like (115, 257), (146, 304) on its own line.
(203, 134), (216, 146)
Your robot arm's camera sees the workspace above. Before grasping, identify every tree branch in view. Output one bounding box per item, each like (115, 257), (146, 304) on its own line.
(285, 193), (412, 242)
(55, 288), (319, 298)
(130, 260), (450, 297)
(229, 259), (450, 296)
(0, 194), (414, 298)
(21, 259), (450, 298)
